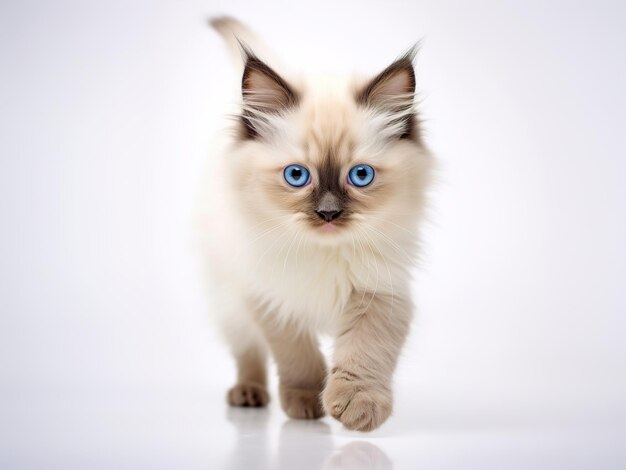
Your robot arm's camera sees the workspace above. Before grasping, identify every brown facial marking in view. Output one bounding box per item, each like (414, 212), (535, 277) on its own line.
(309, 152), (351, 225)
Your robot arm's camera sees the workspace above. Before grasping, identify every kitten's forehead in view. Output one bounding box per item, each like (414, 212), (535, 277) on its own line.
(299, 85), (358, 168)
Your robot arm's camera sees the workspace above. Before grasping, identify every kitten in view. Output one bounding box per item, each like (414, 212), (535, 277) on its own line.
(197, 17), (433, 432)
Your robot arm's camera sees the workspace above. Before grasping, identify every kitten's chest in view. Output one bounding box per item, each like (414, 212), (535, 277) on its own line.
(246, 242), (378, 331)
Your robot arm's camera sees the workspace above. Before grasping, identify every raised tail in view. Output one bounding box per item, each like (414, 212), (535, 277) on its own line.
(209, 16), (280, 75)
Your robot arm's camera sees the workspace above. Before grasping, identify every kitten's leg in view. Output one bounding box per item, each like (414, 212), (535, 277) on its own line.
(323, 292), (411, 431)
(256, 317), (326, 419)
(221, 309), (270, 407)
(227, 341), (269, 407)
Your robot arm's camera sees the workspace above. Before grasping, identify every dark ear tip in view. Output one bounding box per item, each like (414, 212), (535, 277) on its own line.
(235, 39), (253, 58)
(393, 44), (419, 89)
(399, 45), (419, 73)
(396, 43), (420, 85)
(400, 40), (422, 65)
(405, 42), (421, 61)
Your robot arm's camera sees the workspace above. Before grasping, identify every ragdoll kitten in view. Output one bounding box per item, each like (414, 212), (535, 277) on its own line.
(198, 17), (433, 432)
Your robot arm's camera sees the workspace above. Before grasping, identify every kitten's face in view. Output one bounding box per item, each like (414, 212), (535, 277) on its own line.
(230, 50), (431, 245)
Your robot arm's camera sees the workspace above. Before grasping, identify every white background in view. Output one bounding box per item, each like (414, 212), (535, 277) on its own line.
(1, 1), (625, 469)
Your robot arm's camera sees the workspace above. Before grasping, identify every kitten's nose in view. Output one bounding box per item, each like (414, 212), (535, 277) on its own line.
(315, 210), (342, 222)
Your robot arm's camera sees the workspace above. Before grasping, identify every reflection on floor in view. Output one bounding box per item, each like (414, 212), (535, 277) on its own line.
(225, 407), (392, 470)
(2, 389), (626, 469)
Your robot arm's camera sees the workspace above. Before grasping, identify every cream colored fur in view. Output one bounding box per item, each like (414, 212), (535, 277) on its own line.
(196, 17), (433, 431)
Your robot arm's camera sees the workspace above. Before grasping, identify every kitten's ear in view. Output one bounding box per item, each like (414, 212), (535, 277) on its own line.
(357, 48), (416, 107)
(239, 47), (299, 138)
(241, 48), (298, 114)
(356, 47), (418, 139)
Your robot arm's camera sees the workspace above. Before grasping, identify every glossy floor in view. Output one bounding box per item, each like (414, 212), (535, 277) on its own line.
(3, 383), (625, 469)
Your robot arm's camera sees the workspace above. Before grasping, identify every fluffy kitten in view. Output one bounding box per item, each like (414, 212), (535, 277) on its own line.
(197, 17), (433, 432)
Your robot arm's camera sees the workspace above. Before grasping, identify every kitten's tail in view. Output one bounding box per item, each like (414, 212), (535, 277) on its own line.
(209, 16), (280, 74)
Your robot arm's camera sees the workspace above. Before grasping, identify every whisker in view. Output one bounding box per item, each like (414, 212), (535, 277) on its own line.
(242, 214), (291, 237)
(247, 222), (286, 247)
(295, 229), (306, 269)
(361, 223), (415, 262)
(282, 228), (301, 276)
(360, 214), (416, 237)
(253, 227), (291, 275)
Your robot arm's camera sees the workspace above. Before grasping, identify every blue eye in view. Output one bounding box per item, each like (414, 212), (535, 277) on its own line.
(348, 164), (375, 187)
(283, 164), (310, 187)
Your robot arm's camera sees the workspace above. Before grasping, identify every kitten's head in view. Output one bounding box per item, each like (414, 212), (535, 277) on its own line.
(228, 46), (432, 246)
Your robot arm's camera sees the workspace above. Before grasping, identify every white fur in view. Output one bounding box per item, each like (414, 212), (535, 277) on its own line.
(196, 30), (432, 355)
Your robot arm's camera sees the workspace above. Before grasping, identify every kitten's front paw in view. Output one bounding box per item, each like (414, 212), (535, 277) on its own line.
(322, 369), (392, 432)
(227, 382), (269, 407)
(280, 385), (325, 419)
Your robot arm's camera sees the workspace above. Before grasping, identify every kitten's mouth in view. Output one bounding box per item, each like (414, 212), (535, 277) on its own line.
(309, 218), (349, 233)
(305, 211), (351, 233)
